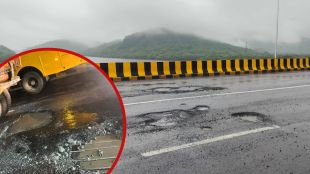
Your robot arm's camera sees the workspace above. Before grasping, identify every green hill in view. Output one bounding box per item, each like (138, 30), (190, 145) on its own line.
(0, 45), (15, 61)
(29, 40), (89, 53)
(84, 29), (270, 60)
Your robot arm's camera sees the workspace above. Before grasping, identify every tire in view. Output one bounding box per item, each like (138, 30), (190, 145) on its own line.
(0, 94), (9, 118)
(3, 89), (11, 107)
(21, 71), (46, 94)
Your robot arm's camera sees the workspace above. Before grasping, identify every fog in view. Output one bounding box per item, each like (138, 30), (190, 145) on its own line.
(0, 0), (309, 50)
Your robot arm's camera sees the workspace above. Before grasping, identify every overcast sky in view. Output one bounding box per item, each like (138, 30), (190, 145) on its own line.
(0, 0), (309, 50)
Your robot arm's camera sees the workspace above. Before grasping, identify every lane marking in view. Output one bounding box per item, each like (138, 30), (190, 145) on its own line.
(141, 125), (280, 157)
(125, 84), (310, 106)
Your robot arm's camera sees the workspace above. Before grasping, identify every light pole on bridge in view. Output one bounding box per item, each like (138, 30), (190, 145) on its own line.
(274, 0), (280, 59)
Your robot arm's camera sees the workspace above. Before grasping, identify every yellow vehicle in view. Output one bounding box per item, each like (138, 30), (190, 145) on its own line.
(15, 51), (85, 94)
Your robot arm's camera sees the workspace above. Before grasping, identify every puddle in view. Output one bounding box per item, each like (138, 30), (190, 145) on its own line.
(150, 86), (226, 94)
(231, 112), (270, 123)
(7, 112), (53, 135)
(62, 106), (98, 129)
(132, 105), (210, 134)
(3, 106), (101, 139)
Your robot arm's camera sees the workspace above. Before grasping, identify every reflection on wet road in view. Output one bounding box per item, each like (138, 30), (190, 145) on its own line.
(63, 106), (98, 129)
(0, 65), (123, 174)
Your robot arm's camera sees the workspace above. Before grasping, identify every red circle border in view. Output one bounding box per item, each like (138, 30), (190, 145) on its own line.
(1, 48), (127, 174)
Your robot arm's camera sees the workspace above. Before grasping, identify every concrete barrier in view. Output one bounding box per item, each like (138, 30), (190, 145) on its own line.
(100, 57), (310, 81)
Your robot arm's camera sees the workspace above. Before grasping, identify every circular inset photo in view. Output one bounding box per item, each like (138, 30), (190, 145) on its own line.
(0, 48), (126, 174)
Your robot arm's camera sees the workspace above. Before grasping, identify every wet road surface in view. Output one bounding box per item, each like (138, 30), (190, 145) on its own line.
(115, 71), (310, 174)
(0, 65), (123, 174)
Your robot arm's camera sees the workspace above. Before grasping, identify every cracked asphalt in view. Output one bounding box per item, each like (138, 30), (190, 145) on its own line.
(114, 71), (310, 174)
(0, 65), (123, 174)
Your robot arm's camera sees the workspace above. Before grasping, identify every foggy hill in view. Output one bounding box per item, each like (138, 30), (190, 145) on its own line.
(0, 45), (15, 61)
(29, 40), (89, 53)
(84, 29), (270, 60)
(249, 38), (310, 56)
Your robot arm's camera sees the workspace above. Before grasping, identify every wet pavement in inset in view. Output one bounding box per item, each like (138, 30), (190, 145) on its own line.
(0, 65), (123, 174)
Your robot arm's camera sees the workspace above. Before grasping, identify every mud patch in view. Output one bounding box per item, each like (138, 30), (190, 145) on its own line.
(7, 112), (53, 136)
(131, 105), (210, 134)
(150, 86), (226, 94)
(231, 112), (271, 123)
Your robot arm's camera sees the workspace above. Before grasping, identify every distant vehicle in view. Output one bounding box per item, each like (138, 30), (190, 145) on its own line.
(0, 60), (20, 117)
(15, 51), (86, 94)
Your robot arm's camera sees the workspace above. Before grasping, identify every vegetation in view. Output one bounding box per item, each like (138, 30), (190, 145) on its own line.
(0, 45), (15, 61)
(6, 30), (310, 61)
(84, 29), (271, 60)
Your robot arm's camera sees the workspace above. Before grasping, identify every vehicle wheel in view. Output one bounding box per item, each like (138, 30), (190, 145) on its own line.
(2, 89), (11, 107)
(0, 94), (9, 118)
(21, 71), (46, 94)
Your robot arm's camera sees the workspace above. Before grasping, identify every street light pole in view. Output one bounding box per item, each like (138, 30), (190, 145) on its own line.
(274, 0), (280, 59)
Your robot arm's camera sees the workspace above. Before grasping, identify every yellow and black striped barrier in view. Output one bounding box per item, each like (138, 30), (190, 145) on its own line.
(99, 57), (310, 81)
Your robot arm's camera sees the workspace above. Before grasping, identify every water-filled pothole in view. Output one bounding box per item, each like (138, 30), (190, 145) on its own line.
(231, 112), (270, 123)
(7, 112), (53, 135)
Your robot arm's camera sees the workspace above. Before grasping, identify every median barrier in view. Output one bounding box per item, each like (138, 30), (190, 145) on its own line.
(100, 57), (310, 81)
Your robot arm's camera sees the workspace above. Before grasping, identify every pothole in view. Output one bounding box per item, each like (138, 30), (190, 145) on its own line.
(132, 82), (176, 86)
(123, 85), (226, 98)
(150, 86), (226, 94)
(193, 105), (210, 111)
(7, 112), (53, 136)
(133, 105), (210, 134)
(231, 112), (270, 123)
(150, 117), (176, 127)
(200, 126), (212, 130)
(140, 111), (190, 128)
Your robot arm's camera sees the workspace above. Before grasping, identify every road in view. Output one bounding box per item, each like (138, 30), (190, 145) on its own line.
(114, 71), (310, 174)
(0, 65), (123, 173)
